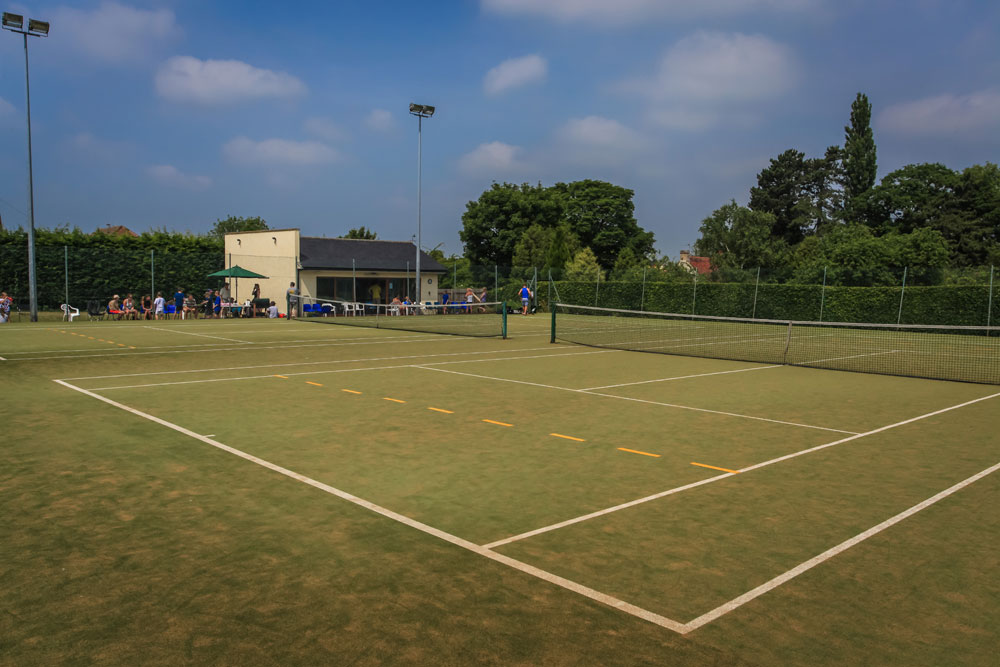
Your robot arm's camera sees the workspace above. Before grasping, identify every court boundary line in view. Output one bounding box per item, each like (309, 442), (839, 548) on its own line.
(416, 365), (857, 435)
(80, 350), (617, 391)
(482, 390), (1000, 549)
(580, 364), (782, 390)
(143, 326), (251, 344)
(51, 378), (687, 634)
(683, 456), (1000, 632)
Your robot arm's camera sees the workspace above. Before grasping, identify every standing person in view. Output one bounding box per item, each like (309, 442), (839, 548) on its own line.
(213, 291), (222, 318)
(220, 282), (231, 301)
(286, 281), (299, 319)
(153, 292), (166, 320)
(250, 283), (261, 318)
(519, 283), (532, 315)
(0, 292), (11, 324)
(478, 287), (488, 313)
(369, 282), (382, 304)
(173, 288), (185, 320)
(202, 289), (213, 319)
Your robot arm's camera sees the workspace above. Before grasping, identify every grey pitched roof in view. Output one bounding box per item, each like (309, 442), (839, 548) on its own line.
(299, 237), (447, 272)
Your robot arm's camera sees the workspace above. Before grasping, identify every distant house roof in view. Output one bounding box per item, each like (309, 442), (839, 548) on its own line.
(299, 237), (446, 273)
(95, 225), (139, 237)
(688, 255), (713, 275)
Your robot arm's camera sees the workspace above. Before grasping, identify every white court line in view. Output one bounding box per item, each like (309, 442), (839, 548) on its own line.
(416, 366), (855, 435)
(144, 326), (251, 344)
(0, 355), (6, 361)
(84, 350), (616, 391)
(483, 390), (1000, 549)
(682, 456), (1000, 632)
(62, 346), (558, 381)
(52, 378), (687, 634)
(580, 364), (782, 391)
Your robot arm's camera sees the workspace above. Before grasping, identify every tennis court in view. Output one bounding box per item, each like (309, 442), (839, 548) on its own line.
(2, 311), (998, 665)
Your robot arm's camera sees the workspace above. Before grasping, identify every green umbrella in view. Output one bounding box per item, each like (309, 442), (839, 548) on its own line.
(206, 265), (269, 313)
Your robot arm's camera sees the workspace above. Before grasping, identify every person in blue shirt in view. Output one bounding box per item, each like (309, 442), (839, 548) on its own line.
(519, 283), (532, 315)
(173, 288), (185, 320)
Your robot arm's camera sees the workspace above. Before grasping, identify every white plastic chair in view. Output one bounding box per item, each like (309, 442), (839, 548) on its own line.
(60, 304), (80, 322)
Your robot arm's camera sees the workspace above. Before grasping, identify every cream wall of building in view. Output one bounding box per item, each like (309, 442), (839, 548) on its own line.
(224, 229), (299, 313)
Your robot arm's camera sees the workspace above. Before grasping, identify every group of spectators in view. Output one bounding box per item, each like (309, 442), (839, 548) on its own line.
(104, 282), (279, 320)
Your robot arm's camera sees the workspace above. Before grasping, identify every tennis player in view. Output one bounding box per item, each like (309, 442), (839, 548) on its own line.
(519, 283), (532, 315)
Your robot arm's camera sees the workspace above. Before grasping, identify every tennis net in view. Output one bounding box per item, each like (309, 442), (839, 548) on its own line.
(294, 297), (507, 338)
(552, 303), (1000, 385)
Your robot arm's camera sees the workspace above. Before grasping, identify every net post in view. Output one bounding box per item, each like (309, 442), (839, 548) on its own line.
(550, 303), (556, 344)
(63, 245), (69, 310)
(896, 266), (908, 326)
(502, 301), (508, 340)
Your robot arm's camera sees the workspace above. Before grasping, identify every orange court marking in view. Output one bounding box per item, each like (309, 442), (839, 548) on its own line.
(273, 375), (289, 379)
(691, 462), (741, 474)
(483, 419), (513, 427)
(618, 447), (660, 458)
(550, 433), (585, 442)
(383, 397), (406, 404)
(306, 381), (324, 387)
(428, 407), (454, 414)
(342, 389), (362, 395)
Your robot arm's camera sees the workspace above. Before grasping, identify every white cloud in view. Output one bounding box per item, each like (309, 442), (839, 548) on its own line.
(878, 90), (1000, 135)
(628, 32), (797, 102)
(67, 132), (132, 161)
(146, 165), (211, 190)
(459, 142), (523, 172)
(156, 56), (306, 106)
(365, 109), (395, 132)
(52, 2), (179, 64)
(620, 32), (797, 130)
(482, 0), (817, 25)
(484, 55), (547, 95)
(222, 137), (339, 166)
(555, 116), (645, 165)
(303, 116), (346, 142)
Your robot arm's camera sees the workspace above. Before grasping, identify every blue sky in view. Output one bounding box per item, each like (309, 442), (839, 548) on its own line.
(0, 0), (998, 258)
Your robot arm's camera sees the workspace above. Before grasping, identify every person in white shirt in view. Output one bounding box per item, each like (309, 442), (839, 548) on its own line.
(267, 301), (279, 318)
(153, 292), (166, 320)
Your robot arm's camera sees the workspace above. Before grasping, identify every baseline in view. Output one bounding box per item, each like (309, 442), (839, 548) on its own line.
(52, 379), (687, 634)
(143, 326), (251, 344)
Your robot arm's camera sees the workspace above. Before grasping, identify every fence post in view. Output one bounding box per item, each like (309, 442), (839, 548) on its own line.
(987, 265), (994, 329)
(819, 266), (827, 322)
(640, 266), (647, 311)
(352, 258), (356, 302)
(594, 270), (600, 306)
(494, 265), (498, 302)
(896, 266), (908, 325)
(64, 245), (69, 308)
(151, 249), (155, 298)
(692, 273), (698, 316)
(751, 266), (761, 319)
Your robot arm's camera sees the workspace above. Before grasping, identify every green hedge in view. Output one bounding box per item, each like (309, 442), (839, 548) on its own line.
(545, 280), (999, 326)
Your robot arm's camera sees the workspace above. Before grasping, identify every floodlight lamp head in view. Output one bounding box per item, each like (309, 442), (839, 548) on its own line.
(409, 103), (435, 117)
(27, 18), (49, 35)
(2, 12), (24, 30)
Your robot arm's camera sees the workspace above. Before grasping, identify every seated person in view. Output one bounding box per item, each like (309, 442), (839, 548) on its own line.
(183, 294), (197, 319)
(122, 294), (138, 319)
(267, 300), (279, 318)
(108, 295), (123, 319)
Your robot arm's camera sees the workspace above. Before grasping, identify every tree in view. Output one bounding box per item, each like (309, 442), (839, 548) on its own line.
(511, 224), (550, 268)
(694, 201), (788, 272)
(210, 215), (268, 238)
(552, 180), (655, 269)
(844, 92), (877, 212)
(564, 247), (604, 281)
(544, 223), (577, 276)
(611, 247), (640, 281)
(802, 146), (846, 235)
(460, 182), (565, 267)
(749, 149), (812, 244)
(341, 226), (377, 240)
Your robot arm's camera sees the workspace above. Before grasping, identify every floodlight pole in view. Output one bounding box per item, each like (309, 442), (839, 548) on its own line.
(410, 103), (434, 305)
(3, 15), (47, 322)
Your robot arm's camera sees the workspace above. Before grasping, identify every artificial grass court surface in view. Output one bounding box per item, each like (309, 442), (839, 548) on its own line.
(1, 316), (997, 665)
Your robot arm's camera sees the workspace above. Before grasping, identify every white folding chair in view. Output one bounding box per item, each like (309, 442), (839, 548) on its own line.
(60, 304), (80, 322)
